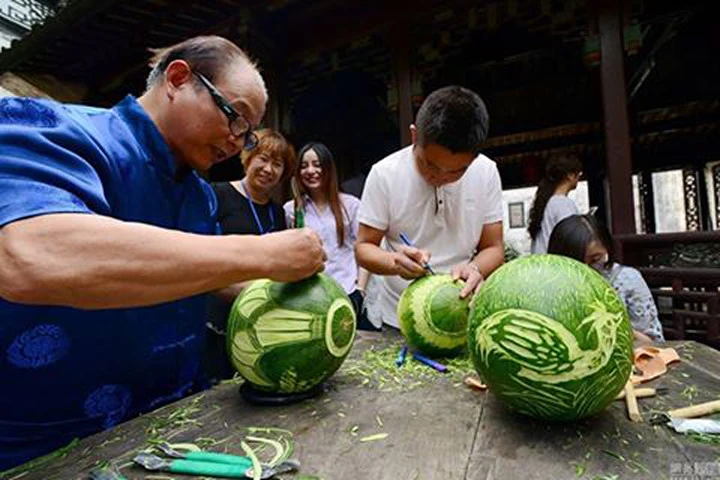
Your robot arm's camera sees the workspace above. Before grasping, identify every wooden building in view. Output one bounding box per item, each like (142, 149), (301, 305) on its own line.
(1, 0), (718, 343)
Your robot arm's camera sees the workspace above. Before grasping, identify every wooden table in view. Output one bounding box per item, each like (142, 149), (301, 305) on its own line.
(5, 333), (720, 480)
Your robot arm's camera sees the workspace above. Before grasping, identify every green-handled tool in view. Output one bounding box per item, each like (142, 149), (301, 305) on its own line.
(294, 206), (305, 228)
(157, 442), (253, 466)
(290, 177), (305, 228)
(133, 452), (299, 479)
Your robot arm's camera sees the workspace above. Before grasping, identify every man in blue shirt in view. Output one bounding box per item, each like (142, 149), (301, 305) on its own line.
(0, 35), (325, 470)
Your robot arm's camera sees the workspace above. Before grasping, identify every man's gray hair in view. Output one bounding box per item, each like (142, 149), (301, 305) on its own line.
(145, 35), (267, 102)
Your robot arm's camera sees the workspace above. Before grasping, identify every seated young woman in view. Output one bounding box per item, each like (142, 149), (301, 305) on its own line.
(547, 214), (665, 344)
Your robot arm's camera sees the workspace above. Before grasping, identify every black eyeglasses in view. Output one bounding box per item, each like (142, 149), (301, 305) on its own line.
(193, 71), (258, 151)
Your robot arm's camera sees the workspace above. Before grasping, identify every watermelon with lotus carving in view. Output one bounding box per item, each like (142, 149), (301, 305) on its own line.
(227, 274), (356, 393)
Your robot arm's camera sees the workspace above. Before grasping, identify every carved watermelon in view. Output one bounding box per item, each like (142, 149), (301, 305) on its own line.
(397, 274), (470, 357)
(227, 274), (356, 393)
(468, 255), (633, 421)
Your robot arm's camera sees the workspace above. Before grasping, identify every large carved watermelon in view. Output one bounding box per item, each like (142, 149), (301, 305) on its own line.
(468, 255), (633, 421)
(397, 274), (470, 357)
(227, 274), (356, 393)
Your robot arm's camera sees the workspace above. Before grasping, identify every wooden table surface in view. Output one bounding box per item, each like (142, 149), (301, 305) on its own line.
(4, 333), (719, 480)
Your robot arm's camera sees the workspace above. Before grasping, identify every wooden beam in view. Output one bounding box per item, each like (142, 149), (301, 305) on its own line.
(390, 23), (412, 147)
(639, 169), (656, 234)
(246, 17), (287, 131)
(285, 0), (445, 60)
(714, 164), (720, 229)
(696, 163), (712, 231)
(597, 0), (636, 234)
(0, 0), (124, 72)
(0, 72), (52, 98)
(0, 72), (86, 101)
(484, 122), (601, 148)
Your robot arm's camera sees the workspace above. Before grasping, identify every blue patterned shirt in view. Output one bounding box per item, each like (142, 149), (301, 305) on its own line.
(0, 95), (218, 470)
(601, 263), (665, 342)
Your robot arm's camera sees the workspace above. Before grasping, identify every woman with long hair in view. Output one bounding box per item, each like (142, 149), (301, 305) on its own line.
(547, 214), (665, 343)
(528, 154), (583, 254)
(284, 142), (375, 330)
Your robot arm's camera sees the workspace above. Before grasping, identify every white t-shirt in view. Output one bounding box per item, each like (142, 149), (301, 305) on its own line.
(530, 195), (578, 254)
(359, 145), (504, 328)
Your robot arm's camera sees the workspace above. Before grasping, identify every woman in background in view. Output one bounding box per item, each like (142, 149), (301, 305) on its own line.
(547, 214), (665, 343)
(206, 129), (296, 382)
(285, 142), (375, 330)
(528, 154), (583, 254)
(213, 128), (294, 238)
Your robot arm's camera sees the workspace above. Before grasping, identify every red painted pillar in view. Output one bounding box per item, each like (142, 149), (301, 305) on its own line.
(597, 0), (636, 234)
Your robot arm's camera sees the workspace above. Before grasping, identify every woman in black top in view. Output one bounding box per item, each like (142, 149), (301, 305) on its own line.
(206, 129), (297, 382)
(214, 128), (295, 235)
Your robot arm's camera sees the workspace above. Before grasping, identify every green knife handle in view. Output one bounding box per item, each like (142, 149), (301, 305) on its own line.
(186, 451), (252, 467)
(295, 208), (305, 228)
(169, 459), (248, 477)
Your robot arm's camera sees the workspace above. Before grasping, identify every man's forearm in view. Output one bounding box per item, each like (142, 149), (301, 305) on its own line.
(355, 242), (397, 276)
(213, 282), (247, 303)
(470, 244), (505, 278)
(0, 214), (273, 309)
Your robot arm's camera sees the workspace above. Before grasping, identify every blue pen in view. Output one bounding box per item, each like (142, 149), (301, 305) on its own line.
(412, 352), (448, 373)
(395, 345), (408, 367)
(398, 232), (435, 275)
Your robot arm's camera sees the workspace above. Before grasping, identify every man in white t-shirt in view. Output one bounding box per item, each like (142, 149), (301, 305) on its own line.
(356, 86), (505, 328)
